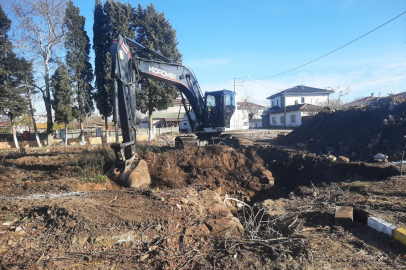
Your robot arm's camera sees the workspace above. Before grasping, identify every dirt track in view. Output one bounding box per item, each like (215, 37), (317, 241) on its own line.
(0, 134), (406, 269)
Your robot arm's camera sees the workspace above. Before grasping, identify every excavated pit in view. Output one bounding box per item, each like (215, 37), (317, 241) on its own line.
(141, 145), (400, 202)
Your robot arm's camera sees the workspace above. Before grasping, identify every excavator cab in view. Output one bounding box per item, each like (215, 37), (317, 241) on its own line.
(204, 90), (236, 129)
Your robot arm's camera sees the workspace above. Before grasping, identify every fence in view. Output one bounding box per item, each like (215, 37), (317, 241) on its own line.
(0, 127), (179, 142)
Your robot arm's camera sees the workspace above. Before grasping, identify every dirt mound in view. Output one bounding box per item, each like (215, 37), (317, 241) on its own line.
(286, 102), (406, 161)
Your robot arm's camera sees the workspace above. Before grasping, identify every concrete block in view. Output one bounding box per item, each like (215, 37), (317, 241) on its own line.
(335, 206), (353, 225)
(136, 134), (150, 141)
(0, 142), (14, 149)
(393, 228), (406, 246)
(367, 217), (397, 237)
(88, 137), (102, 145)
(353, 208), (370, 224)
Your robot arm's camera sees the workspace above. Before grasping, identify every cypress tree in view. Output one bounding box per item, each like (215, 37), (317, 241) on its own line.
(93, 0), (135, 142)
(0, 5), (29, 149)
(134, 4), (182, 140)
(104, 0), (135, 38)
(93, 0), (112, 142)
(64, 0), (94, 144)
(51, 63), (74, 146)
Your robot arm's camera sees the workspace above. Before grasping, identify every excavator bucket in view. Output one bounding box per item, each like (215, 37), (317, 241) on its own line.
(107, 159), (151, 188)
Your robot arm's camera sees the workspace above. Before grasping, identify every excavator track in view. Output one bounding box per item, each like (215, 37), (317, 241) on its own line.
(175, 133), (251, 148)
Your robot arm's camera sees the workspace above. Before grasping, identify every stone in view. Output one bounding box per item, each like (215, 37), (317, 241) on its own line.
(393, 228), (406, 246)
(185, 224), (210, 237)
(206, 217), (244, 237)
(260, 170), (274, 185)
(180, 198), (189, 204)
(335, 206), (353, 226)
(261, 199), (286, 216)
(322, 154), (336, 162)
(65, 220), (76, 228)
(337, 156), (350, 163)
(367, 217), (396, 237)
(374, 153), (388, 161)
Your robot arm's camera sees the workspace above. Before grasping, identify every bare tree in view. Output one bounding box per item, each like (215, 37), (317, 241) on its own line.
(240, 92), (263, 120)
(6, 0), (67, 146)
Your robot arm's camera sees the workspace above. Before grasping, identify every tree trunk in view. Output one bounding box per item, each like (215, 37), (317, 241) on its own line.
(65, 123), (68, 146)
(44, 75), (53, 146)
(80, 121), (86, 145)
(27, 91), (42, 147)
(105, 117), (109, 144)
(148, 111), (154, 141)
(11, 123), (19, 150)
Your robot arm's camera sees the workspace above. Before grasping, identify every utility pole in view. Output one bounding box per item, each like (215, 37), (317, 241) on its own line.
(234, 75), (250, 94)
(283, 94), (286, 129)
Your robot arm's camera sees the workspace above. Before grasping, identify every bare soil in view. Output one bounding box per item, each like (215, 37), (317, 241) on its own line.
(0, 136), (405, 269)
(285, 101), (406, 162)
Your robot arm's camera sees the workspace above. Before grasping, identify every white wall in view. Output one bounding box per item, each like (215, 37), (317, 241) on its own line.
(269, 94), (329, 108)
(249, 119), (262, 128)
(285, 94), (328, 106)
(226, 109), (249, 131)
(268, 111), (306, 127)
(270, 96), (282, 108)
(157, 104), (186, 114)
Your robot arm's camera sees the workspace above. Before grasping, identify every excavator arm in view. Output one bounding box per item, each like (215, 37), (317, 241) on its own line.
(110, 33), (208, 148)
(108, 33), (236, 187)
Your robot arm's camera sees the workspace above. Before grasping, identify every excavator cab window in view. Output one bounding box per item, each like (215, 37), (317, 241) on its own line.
(224, 92), (235, 128)
(206, 95), (216, 108)
(204, 91), (235, 129)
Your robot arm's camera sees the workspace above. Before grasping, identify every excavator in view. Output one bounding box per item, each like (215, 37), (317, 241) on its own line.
(108, 33), (239, 188)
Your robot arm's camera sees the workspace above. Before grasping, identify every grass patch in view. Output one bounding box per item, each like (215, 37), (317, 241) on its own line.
(73, 146), (116, 184)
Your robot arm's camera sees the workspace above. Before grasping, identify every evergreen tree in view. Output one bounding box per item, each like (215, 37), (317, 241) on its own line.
(134, 4), (182, 140)
(51, 63), (74, 146)
(0, 5), (29, 149)
(93, 0), (135, 142)
(64, 0), (94, 144)
(104, 0), (135, 38)
(93, 0), (112, 141)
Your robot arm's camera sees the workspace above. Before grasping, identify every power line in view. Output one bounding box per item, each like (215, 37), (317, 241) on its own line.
(248, 11), (406, 81)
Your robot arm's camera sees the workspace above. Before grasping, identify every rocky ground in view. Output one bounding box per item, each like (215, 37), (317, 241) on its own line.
(0, 130), (405, 269)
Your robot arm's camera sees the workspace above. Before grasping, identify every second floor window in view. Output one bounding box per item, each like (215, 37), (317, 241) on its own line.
(301, 97), (305, 103)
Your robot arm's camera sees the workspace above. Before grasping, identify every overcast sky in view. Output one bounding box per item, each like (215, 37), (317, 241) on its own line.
(59, 0), (406, 105)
